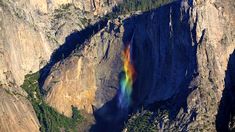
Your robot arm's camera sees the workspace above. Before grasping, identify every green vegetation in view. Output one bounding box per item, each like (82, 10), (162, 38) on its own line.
(72, 105), (83, 122)
(125, 110), (156, 132)
(125, 109), (170, 132)
(54, 4), (73, 19)
(119, 0), (173, 13)
(80, 17), (90, 25)
(21, 72), (83, 132)
(103, 0), (174, 21)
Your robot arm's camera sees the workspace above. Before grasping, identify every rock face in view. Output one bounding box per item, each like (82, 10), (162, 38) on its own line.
(0, 6), (52, 86)
(43, 0), (235, 131)
(123, 0), (235, 131)
(0, 3), (53, 131)
(0, 0), (234, 131)
(27, 0), (120, 15)
(0, 0), (119, 131)
(2, 0), (120, 15)
(73, 0), (122, 15)
(0, 0), (118, 87)
(216, 49), (235, 131)
(127, 0), (234, 105)
(0, 87), (40, 132)
(43, 21), (123, 116)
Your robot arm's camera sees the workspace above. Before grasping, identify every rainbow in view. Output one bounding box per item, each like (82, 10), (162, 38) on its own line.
(118, 44), (136, 109)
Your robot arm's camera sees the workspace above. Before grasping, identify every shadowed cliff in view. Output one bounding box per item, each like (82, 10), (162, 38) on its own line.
(90, 0), (199, 131)
(216, 50), (235, 131)
(37, 0), (235, 131)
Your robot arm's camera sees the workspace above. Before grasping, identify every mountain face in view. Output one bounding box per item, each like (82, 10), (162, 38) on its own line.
(0, 87), (40, 132)
(0, 0), (235, 131)
(0, 0), (120, 87)
(0, 0), (118, 131)
(123, 0), (235, 131)
(42, 21), (123, 116)
(43, 0), (235, 131)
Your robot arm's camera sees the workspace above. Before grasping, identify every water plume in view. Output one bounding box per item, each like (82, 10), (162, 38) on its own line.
(118, 44), (136, 109)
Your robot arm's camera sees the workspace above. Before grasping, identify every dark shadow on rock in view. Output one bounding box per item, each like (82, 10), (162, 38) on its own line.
(90, 63), (132, 132)
(39, 18), (108, 92)
(89, 95), (130, 132)
(90, 1), (199, 131)
(123, 0), (198, 122)
(216, 50), (235, 132)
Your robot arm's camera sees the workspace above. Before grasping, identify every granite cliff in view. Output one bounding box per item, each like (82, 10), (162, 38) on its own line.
(43, 20), (123, 116)
(0, 0), (118, 131)
(122, 0), (235, 131)
(0, 0), (235, 131)
(42, 0), (235, 131)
